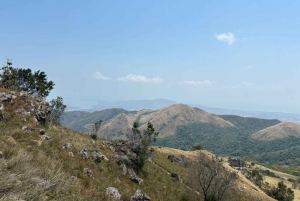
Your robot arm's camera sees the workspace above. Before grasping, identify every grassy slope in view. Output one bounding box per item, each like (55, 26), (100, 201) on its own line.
(63, 108), (134, 133)
(0, 93), (274, 201)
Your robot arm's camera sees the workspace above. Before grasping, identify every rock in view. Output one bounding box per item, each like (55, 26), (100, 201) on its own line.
(90, 139), (96, 147)
(15, 109), (30, 116)
(35, 102), (51, 124)
(7, 136), (16, 145)
(128, 168), (143, 185)
(109, 146), (116, 152)
(116, 155), (134, 167)
(130, 190), (151, 201)
(171, 172), (183, 183)
(83, 168), (93, 177)
(120, 146), (131, 154)
(0, 151), (2, 158)
(0, 104), (4, 121)
(43, 135), (52, 141)
(106, 187), (121, 201)
(79, 149), (89, 160)
(20, 91), (28, 97)
(61, 143), (71, 149)
(120, 164), (127, 175)
(39, 129), (46, 135)
(22, 126), (29, 132)
(68, 152), (74, 157)
(91, 150), (109, 162)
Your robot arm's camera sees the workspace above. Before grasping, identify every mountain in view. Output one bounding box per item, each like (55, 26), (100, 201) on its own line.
(62, 108), (135, 133)
(252, 122), (300, 141)
(0, 89), (274, 201)
(97, 104), (233, 139)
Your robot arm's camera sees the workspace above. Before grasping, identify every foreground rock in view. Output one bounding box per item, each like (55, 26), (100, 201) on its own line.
(130, 190), (151, 201)
(128, 168), (143, 185)
(106, 187), (121, 201)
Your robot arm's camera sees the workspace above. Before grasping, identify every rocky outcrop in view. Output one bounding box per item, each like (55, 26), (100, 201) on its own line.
(91, 150), (109, 163)
(128, 168), (143, 185)
(130, 190), (151, 201)
(106, 187), (121, 201)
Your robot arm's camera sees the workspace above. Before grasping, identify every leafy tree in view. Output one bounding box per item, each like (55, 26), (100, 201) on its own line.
(49, 96), (66, 123)
(187, 152), (238, 201)
(131, 121), (159, 171)
(266, 181), (294, 201)
(246, 169), (263, 187)
(0, 60), (54, 98)
(90, 120), (103, 140)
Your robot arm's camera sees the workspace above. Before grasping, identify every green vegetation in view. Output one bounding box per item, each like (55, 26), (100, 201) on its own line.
(0, 60), (54, 98)
(155, 116), (300, 170)
(131, 121), (159, 171)
(49, 96), (67, 124)
(265, 181), (294, 201)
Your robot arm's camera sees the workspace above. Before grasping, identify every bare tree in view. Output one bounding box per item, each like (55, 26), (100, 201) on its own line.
(187, 151), (238, 201)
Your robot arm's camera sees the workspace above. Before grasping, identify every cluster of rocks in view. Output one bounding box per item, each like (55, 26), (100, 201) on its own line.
(103, 140), (144, 185)
(106, 187), (151, 201)
(0, 90), (51, 124)
(0, 91), (17, 121)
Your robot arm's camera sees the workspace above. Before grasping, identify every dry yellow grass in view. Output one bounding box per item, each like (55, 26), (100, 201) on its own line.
(252, 122), (300, 140)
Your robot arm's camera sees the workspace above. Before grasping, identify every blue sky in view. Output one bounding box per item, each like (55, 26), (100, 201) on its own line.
(1, 1), (300, 113)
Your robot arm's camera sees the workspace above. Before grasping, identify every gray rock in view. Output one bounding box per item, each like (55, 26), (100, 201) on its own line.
(106, 187), (121, 201)
(120, 164), (127, 175)
(128, 168), (143, 185)
(90, 139), (96, 147)
(117, 155), (134, 167)
(109, 146), (116, 152)
(43, 135), (52, 141)
(83, 168), (93, 177)
(0, 151), (2, 159)
(171, 172), (183, 183)
(91, 150), (109, 162)
(61, 143), (71, 149)
(130, 190), (151, 201)
(20, 91), (28, 97)
(79, 149), (89, 160)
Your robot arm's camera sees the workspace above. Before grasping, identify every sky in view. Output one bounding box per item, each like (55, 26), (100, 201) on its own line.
(1, 1), (300, 113)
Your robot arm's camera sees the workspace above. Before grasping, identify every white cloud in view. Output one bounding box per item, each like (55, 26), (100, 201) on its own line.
(179, 80), (212, 86)
(118, 74), (164, 83)
(93, 72), (110, 80)
(215, 32), (237, 45)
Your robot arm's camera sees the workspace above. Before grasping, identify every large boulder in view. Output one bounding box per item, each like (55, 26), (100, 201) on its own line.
(130, 190), (151, 201)
(106, 187), (121, 201)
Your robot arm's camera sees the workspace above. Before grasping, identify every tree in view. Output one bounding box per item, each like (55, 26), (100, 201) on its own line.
(188, 152), (238, 201)
(131, 121), (159, 171)
(0, 60), (54, 98)
(49, 96), (66, 124)
(90, 120), (103, 140)
(266, 181), (294, 201)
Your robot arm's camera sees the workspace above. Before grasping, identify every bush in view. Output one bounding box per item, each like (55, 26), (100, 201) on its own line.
(0, 60), (54, 98)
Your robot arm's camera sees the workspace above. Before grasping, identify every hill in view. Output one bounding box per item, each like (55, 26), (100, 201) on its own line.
(98, 104), (233, 139)
(62, 108), (135, 133)
(252, 122), (300, 141)
(0, 89), (275, 200)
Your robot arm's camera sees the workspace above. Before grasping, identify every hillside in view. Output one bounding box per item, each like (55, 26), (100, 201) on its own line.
(62, 108), (135, 133)
(0, 89), (276, 201)
(252, 122), (300, 141)
(98, 104), (233, 139)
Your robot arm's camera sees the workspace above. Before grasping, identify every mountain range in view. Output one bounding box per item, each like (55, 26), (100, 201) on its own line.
(61, 104), (300, 170)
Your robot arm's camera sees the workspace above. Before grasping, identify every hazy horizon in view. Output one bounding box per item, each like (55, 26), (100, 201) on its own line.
(1, 1), (300, 113)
